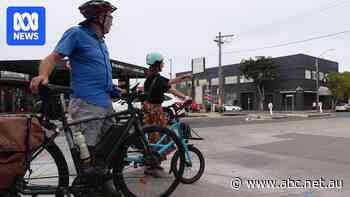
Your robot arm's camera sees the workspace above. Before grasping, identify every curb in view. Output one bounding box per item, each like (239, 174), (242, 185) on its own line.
(221, 112), (248, 116)
(186, 112), (335, 119)
(282, 113), (333, 118)
(186, 113), (209, 118)
(246, 114), (288, 120)
(307, 113), (334, 118)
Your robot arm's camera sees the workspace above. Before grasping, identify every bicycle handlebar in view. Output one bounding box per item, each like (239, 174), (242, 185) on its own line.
(38, 84), (72, 99)
(37, 83), (143, 122)
(167, 99), (192, 112)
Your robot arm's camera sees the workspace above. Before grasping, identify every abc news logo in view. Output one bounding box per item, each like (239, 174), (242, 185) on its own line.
(7, 7), (46, 45)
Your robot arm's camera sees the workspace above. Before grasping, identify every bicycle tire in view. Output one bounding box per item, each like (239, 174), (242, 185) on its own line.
(20, 140), (69, 197)
(171, 145), (205, 184)
(112, 125), (186, 197)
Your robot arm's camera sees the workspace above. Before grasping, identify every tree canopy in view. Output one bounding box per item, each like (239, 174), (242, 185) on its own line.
(326, 72), (350, 104)
(240, 56), (280, 110)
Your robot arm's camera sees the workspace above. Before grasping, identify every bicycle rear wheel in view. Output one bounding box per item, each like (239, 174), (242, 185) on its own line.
(19, 140), (69, 197)
(112, 125), (185, 197)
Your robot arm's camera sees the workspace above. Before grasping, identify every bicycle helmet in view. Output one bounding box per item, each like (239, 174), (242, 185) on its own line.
(78, 0), (117, 33)
(79, 0), (117, 19)
(146, 52), (164, 66)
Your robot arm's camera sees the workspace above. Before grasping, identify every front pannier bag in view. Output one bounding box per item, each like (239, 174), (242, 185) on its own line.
(0, 116), (44, 191)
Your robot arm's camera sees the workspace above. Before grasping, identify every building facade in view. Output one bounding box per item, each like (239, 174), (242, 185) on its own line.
(0, 59), (146, 113)
(176, 54), (339, 111)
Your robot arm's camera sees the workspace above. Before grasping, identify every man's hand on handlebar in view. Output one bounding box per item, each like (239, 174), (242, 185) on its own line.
(30, 76), (49, 93)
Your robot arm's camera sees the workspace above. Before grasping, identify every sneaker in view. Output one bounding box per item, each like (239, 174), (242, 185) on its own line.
(144, 166), (170, 178)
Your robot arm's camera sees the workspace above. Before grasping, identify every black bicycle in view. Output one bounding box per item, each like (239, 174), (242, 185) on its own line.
(8, 83), (185, 197)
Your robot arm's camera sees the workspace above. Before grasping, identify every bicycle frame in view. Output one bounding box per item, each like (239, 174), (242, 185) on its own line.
(57, 94), (152, 173)
(18, 89), (153, 196)
(163, 103), (204, 166)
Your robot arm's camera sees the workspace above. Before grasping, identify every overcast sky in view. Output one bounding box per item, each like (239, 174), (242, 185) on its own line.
(1, 0), (350, 78)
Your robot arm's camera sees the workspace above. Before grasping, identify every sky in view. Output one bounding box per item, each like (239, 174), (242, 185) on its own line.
(1, 0), (350, 78)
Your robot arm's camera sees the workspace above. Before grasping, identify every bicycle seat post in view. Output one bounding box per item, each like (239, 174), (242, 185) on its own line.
(59, 93), (69, 126)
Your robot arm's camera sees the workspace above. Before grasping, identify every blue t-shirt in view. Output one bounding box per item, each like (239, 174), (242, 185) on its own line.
(54, 26), (119, 108)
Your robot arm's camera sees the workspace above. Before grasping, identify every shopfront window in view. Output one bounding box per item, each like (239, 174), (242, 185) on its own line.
(0, 86), (28, 113)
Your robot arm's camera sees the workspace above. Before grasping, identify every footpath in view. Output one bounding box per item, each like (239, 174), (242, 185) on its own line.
(187, 110), (335, 120)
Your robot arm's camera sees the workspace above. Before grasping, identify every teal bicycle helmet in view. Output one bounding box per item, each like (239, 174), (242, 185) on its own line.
(146, 52), (164, 66)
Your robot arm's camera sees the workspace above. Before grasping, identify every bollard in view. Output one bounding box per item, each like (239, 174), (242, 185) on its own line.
(268, 102), (273, 116)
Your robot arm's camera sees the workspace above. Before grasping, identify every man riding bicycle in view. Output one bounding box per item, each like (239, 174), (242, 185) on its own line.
(30, 0), (121, 196)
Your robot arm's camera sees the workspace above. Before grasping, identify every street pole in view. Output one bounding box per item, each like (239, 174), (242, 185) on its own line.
(315, 48), (334, 112)
(218, 32), (223, 107)
(315, 57), (319, 111)
(168, 58), (173, 80)
(191, 59), (195, 105)
(214, 32), (234, 107)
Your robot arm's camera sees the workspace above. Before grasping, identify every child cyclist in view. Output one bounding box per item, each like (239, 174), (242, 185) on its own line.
(143, 52), (191, 177)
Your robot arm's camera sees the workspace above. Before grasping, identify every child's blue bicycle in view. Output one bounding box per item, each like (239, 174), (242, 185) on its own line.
(161, 101), (205, 184)
(118, 95), (205, 184)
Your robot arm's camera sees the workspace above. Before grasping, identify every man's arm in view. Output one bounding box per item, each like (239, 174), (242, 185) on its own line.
(30, 52), (64, 92)
(39, 52), (63, 77)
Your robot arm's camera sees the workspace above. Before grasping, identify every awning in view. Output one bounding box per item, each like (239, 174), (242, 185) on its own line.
(0, 59), (147, 86)
(318, 86), (332, 96)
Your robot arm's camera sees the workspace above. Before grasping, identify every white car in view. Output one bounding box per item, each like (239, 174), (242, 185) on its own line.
(335, 103), (350, 112)
(113, 93), (186, 116)
(223, 104), (242, 112)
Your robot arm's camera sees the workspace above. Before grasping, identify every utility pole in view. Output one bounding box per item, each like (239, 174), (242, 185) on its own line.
(168, 58), (173, 80)
(315, 57), (319, 111)
(315, 48), (335, 112)
(214, 32), (234, 107)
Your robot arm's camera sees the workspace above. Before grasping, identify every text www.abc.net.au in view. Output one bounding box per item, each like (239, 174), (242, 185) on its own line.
(231, 177), (343, 191)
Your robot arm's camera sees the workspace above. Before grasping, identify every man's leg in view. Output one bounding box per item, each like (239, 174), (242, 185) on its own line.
(68, 99), (121, 196)
(95, 106), (121, 196)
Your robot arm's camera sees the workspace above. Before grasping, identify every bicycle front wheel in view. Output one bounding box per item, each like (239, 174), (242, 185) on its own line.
(171, 145), (205, 184)
(112, 125), (185, 197)
(21, 139), (69, 197)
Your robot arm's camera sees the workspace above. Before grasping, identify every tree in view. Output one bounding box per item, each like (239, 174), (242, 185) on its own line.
(326, 72), (350, 109)
(240, 56), (280, 111)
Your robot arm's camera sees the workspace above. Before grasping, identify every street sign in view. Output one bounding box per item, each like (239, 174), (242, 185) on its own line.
(192, 57), (205, 74)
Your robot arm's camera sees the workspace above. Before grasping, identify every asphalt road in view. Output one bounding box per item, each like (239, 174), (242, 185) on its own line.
(335, 111), (350, 118)
(174, 116), (350, 197)
(22, 112), (350, 197)
(184, 116), (309, 129)
(183, 112), (350, 129)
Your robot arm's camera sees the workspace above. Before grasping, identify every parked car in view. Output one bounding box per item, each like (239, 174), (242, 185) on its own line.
(335, 103), (350, 112)
(222, 104), (242, 112)
(191, 101), (200, 112)
(112, 93), (186, 116)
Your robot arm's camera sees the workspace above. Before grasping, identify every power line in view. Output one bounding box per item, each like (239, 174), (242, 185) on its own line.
(224, 30), (350, 54)
(235, 0), (350, 39)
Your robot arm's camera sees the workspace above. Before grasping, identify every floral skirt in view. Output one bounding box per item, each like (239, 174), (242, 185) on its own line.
(143, 101), (167, 143)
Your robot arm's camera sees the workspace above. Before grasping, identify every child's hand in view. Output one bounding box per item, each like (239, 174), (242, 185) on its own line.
(181, 74), (192, 80)
(117, 87), (127, 95)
